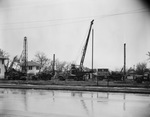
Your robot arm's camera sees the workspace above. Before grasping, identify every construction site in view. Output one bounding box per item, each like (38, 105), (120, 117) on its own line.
(0, 19), (149, 87)
(0, 1), (150, 117)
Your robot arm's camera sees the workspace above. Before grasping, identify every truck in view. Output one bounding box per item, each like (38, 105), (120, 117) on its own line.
(95, 68), (110, 80)
(134, 72), (150, 83)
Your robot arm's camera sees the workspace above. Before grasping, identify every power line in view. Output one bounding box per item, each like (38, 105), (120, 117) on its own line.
(0, 8), (148, 26)
(0, 9), (149, 30)
(0, 19), (90, 30)
(0, 1), (69, 10)
(95, 9), (149, 19)
(0, 17), (89, 26)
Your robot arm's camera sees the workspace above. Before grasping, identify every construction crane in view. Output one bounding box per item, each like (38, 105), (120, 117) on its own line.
(6, 37), (28, 80)
(79, 20), (94, 70)
(19, 37), (28, 74)
(8, 56), (18, 70)
(69, 20), (94, 80)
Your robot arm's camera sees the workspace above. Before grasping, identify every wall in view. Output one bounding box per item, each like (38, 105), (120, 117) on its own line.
(0, 60), (5, 79)
(27, 66), (39, 75)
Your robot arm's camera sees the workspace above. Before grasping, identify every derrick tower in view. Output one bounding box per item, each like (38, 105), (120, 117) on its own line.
(22, 36), (28, 74)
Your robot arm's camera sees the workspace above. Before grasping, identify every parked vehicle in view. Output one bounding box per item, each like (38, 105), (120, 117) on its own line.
(95, 68), (110, 80)
(134, 72), (150, 83)
(110, 71), (123, 81)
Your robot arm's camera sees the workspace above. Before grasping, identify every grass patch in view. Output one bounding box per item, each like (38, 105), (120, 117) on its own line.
(0, 79), (149, 88)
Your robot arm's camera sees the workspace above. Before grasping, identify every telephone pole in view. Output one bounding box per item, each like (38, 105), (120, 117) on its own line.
(92, 29), (94, 79)
(123, 43), (126, 81)
(52, 54), (55, 76)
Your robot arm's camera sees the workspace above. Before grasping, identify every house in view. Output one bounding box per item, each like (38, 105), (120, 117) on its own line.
(0, 56), (8, 79)
(20, 61), (40, 75)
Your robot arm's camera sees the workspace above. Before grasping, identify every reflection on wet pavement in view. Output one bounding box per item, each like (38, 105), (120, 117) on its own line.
(0, 88), (149, 117)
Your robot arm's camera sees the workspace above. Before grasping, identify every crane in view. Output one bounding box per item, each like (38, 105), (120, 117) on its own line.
(79, 20), (94, 70)
(6, 37), (27, 80)
(69, 20), (94, 80)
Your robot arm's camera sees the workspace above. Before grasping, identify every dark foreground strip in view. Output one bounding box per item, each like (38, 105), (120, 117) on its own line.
(0, 84), (150, 94)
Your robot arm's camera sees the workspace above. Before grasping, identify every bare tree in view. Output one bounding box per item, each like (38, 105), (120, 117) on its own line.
(146, 51), (150, 61)
(34, 52), (50, 71)
(136, 62), (147, 75)
(55, 59), (66, 72)
(42, 61), (54, 72)
(55, 59), (71, 72)
(0, 49), (9, 58)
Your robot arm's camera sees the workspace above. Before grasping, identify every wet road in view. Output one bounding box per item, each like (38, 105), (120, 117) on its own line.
(0, 88), (150, 117)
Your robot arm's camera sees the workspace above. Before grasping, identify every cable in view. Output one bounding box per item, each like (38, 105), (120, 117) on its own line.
(0, 1), (66, 10)
(0, 9), (149, 30)
(0, 8), (148, 26)
(0, 17), (89, 25)
(0, 19), (91, 30)
(95, 9), (149, 19)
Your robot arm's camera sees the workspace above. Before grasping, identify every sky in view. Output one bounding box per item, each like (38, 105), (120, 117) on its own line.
(0, 0), (150, 71)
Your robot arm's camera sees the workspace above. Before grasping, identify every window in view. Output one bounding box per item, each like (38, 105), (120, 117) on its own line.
(98, 69), (102, 72)
(29, 66), (32, 70)
(36, 66), (39, 70)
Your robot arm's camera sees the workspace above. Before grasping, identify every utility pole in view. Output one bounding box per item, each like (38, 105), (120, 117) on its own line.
(92, 29), (94, 79)
(52, 54), (55, 76)
(124, 43), (126, 81)
(25, 37), (27, 74)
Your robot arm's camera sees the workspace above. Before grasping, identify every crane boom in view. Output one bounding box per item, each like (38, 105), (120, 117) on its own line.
(79, 20), (94, 70)
(9, 56), (17, 70)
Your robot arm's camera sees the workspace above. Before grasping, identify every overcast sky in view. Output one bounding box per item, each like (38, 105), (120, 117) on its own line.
(0, 0), (150, 70)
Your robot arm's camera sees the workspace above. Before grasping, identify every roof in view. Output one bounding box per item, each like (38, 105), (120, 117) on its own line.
(28, 61), (41, 67)
(20, 61), (40, 67)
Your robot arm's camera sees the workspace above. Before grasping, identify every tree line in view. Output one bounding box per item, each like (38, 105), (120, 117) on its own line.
(1, 48), (150, 76)
(0, 49), (72, 74)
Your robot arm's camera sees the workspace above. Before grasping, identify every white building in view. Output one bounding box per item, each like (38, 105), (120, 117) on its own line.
(21, 61), (40, 75)
(0, 56), (8, 79)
